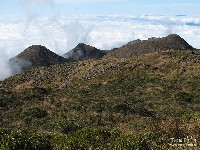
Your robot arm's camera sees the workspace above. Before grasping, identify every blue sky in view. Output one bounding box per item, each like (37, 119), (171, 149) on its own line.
(0, 0), (199, 17)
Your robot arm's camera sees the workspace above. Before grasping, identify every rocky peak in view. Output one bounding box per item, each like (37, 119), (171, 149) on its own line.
(63, 43), (106, 61)
(9, 45), (67, 74)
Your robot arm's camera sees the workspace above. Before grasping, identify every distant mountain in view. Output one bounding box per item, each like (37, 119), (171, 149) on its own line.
(7, 35), (195, 75)
(9, 45), (68, 74)
(105, 34), (194, 58)
(63, 43), (106, 61)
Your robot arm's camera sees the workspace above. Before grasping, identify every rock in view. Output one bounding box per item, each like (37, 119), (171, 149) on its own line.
(63, 43), (106, 61)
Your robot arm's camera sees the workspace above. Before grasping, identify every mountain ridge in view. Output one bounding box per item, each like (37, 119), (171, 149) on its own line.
(105, 34), (194, 58)
(7, 34), (195, 76)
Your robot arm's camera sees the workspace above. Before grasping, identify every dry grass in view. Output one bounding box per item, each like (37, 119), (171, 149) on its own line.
(0, 49), (200, 149)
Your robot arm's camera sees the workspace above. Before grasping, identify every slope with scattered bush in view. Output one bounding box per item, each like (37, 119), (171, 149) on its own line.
(1, 49), (200, 149)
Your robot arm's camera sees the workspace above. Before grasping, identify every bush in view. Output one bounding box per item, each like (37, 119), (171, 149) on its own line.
(53, 128), (119, 150)
(20, 87), (50, 102)
(25, 107), (48, 118)
(111, 134), (137, 150)
(45, 119), (82, 134)
(61, 122), (82, 135)
(0, 93), (15, 108)
(53, 127), (158, 149)
(175, 92), (194, 102)
(0, 145), (9, 150)
(0, 129), (52, 150)
(0, 98), (8, 107)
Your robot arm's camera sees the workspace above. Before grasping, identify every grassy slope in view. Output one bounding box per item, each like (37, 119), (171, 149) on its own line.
(0, 50), (200, 148)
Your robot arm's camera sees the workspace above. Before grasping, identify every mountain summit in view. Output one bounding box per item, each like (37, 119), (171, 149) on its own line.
(63, 43), (106, 61)
(9, 45), (67, 74)
(106, 34), (194, 58)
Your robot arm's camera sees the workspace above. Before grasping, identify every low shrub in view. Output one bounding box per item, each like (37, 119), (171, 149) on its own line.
(25, 107), (48, 118)
(53, 128), (119, 150)
(111, 134), (137, 150)
(0, 129), (52, 150)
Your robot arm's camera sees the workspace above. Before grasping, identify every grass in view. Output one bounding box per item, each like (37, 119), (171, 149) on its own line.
(0, 50), (200, 149)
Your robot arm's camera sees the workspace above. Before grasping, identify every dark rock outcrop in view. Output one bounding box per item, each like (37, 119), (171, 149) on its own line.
(63, 43), (106, 61)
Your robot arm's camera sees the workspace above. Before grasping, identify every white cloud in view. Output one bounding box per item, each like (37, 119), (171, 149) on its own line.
(1, 15), (200, 55)
(0, 15), (200, 80)
(17, 0), (54, 7)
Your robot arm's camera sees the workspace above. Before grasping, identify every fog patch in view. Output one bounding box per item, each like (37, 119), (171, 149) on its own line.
(8, 58), (32, 75)
(0, 59), (12, 81)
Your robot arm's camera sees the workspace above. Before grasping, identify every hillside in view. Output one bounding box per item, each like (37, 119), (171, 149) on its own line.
(1, 49), (200, 149)
(63, 43), (106, 61)
(9, 45), (68, 74)
(106, 34), (194, 58)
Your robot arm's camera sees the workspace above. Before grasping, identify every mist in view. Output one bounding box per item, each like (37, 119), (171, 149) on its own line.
(0, 58), (11, 81)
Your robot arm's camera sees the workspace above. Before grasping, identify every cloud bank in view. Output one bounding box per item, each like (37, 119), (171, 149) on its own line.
(0, 15), (200, 81)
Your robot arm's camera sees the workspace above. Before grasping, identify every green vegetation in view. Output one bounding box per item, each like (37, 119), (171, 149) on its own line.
(0, 50), (200, 149)
(0, 127), (164, 150)
(0, 128), (51, 150)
